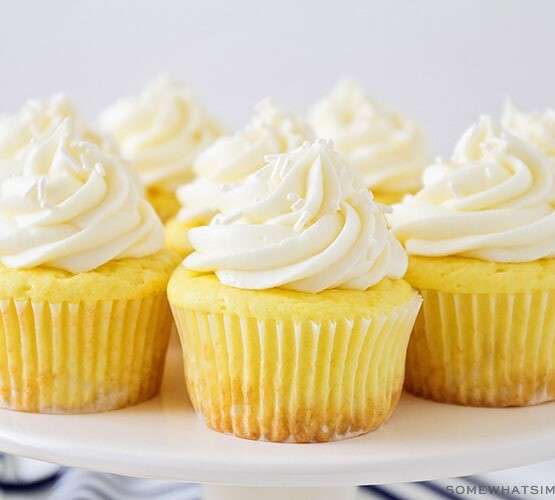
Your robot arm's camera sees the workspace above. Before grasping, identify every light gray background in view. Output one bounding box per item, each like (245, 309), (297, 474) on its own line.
(0, 0), (554, 154)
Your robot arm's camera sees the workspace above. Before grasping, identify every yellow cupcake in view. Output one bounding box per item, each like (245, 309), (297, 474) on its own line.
(0, 119), (178, 413)
(403, 256), (555, 407)
(389, 117), (555, 407)
(99, 76), (224, 222)
(0, 250), (178, 413)
(169, 140), (421, 442)
(170, 269), (419, 442)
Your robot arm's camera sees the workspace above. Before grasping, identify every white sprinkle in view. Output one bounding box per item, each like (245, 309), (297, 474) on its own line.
(23, 180), (38, 198)
(291, 197), (305, 211)
(39, 200), (55, 210)
(264, 153), (280, 163)
(79, 153), (94, 170)
(60, 147), (82, 172)
(376, 202), (393, 214)
(286, 193), (300, 202)
(270, 158), (282, 181)
(448, 181), (461, 197)
(485, 166), (494, 179)
(294, 211), (311, 232)
(220, 183), (233, 193)
(37, 176), (46, 202)
(94, 163), (106, 176)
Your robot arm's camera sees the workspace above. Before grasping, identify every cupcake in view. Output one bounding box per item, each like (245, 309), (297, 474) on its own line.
(99, 75), (223, 221)
(388, 116), (555, 407)
(309, 79), (431, 204)
(168, 139), (421, 442)
(501, 99), (555, 159)
(165, 99), (314, 256)
(0, 118), (179, 413)
(0, 93), (111, 160)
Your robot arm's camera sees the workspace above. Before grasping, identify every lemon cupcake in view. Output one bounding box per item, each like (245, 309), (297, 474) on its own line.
(168, 139), (421, 442)
(309, 79), (431, 204)
(0, 118), (179, 413)
(0, 93), (112, 160)
(99, 75), (223, 221)
(165, 99), (314, 256)
(389, 116), (555, 407)
(501, 99), (555, 159)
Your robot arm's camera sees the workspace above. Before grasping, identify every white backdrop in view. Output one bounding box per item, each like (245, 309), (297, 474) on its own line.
(0, 0), (553, 154)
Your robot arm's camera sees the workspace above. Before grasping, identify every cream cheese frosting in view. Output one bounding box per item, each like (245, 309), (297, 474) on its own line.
(184, 139), (408, 293)
(388, 116), (555, 262)
(308, 79), (431, 195)
(0, 118), (164, 273)
(99, 75), (223, 192)
(0, 93), (110, 161)
(501, 99), (555, 159)
(176, 99), (315, 224)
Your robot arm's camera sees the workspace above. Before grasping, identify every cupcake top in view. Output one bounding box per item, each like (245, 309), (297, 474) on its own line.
(176, 99), (314, 224)
(388, 116), (555, 262)
(0, 118), (163, 273)
(184, 139), (407, 293)
(501, 99), (555, 159)
(0, 93), (109, 161)
(308, 79), (430, 195)
(99, 75), (223, 192)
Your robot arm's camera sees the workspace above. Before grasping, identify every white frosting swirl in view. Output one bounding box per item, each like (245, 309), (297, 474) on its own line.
(99, 76), (223, 191)
(0, 93), (110, 161)
(176, 99), (314, 223)
(184, 139), (407, 293)
(501, 99), (555, 159)
(0, 118), (164, 273)
(388, 116), (555, 262)
(308, 79), (431, 194)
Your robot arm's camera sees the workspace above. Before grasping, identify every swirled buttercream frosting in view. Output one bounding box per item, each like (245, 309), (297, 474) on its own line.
(388, 116), (555, 262)
(309, 79), (431, 194)
(176, 99), (314, 224)
(501, 99), (555, 159)
(0, 93), (110, 161)
(0, 118), (164, 273)
(184, 139), (408, 292)
(99, 75), (223, 191)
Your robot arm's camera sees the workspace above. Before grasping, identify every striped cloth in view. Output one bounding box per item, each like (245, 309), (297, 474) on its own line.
(0, 454), (553, 499)
(48, 471), (511, 500)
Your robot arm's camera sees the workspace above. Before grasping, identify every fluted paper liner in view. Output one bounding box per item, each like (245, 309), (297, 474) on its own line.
(171, 292), (421, 443)
(405, 289), (555, 407)
(0, 293), (173, 413)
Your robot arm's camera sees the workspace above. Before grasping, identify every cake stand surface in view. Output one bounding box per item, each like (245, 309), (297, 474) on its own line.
(0, 338), (554, 500)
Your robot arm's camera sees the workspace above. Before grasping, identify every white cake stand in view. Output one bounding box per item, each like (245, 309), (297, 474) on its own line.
(0, 339), (554, 500)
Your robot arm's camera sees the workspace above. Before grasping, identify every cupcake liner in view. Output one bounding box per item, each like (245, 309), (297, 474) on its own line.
(171, 292), (421, 443)
(0, 293), (173, 413)
(405, 289), (555, 407)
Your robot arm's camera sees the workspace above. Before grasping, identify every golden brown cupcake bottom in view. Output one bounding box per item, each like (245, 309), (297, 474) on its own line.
(169, 270), (422, 442)
(404, 256), (555, 407)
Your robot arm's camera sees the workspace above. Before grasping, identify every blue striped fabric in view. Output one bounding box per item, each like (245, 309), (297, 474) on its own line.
(0, 455), (523, 500)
